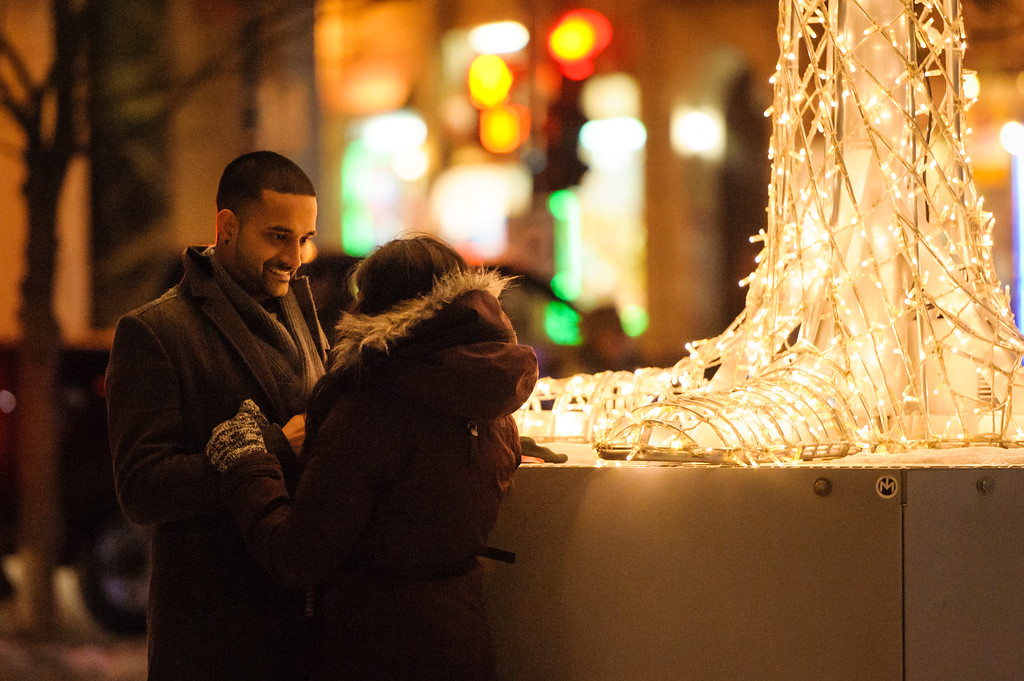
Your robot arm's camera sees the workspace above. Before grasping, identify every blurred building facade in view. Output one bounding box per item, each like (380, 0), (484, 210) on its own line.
(1, 0), (1023, 373)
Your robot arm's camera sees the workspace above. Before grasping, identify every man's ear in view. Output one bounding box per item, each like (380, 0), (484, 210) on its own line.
(216, 208), (238, 245)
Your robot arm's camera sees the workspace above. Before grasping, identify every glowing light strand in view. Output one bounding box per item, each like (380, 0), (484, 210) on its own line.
(516, 0), (1024, 463)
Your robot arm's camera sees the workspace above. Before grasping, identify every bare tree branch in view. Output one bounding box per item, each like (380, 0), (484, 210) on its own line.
(0, 31), (39, 96)
(135, 2), (314, 119)
(50, 0), (89, 155)
(0, 32), (39, 128)
(261, 2), (315, 50)
(160, 50), (241, 113)
(0, 78), (31, 129)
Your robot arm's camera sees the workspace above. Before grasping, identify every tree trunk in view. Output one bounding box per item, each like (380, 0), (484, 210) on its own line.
(15, 150), (68, 637)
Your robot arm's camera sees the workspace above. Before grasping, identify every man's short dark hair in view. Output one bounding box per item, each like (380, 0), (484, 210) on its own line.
(216, 151), (316, 218)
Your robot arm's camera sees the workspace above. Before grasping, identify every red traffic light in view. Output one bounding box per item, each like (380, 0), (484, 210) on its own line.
(547, 9), (612, 80)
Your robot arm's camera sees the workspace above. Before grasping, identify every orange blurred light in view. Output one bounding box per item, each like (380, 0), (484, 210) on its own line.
(480, 104), (530, 153)
(468, 54), (514, 110)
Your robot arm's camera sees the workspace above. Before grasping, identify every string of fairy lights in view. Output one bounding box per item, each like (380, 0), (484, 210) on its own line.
(516, 0), (1024, 464)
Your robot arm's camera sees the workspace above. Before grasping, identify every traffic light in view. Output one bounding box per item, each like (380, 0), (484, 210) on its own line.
(546, 9), (612, 81)
(534, 9), (613, 191)
(534, 75), (588, 192)
(467, 53), (530, 153)
(480, 103), (530, 154)
(467, 54), (513, 109)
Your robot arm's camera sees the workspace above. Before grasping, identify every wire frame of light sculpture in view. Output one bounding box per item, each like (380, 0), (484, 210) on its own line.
(516, 0), (1024, 464)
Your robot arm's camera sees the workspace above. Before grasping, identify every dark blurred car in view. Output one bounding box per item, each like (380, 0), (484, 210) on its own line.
(0, 343), (150, 634)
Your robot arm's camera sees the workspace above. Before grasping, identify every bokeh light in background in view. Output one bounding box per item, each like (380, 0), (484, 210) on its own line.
(468, 21), (530, 55)
(467, 54), (514, 109)
(321, 6), (646, 350)
(0, 390), (15, 415)
(429, 163), (532, 262)
(544, 300), (582, 346)
(549, 189), (583, 302)
(575, 73), (648, 337)
(579, 117), (647, 169)
(963, 71), (981, 102)
(547, 9), (612, 81)
(1001, 120), (1024, 325)
(315, 0), (424, 115)
(1000, 121), (1024, 156)
(671, 109), (724, 159)
(361, 110), (428, 153)
(392, 149), (430, 182)
(480, 104), (530, 153)
(341, 111), (429, 256)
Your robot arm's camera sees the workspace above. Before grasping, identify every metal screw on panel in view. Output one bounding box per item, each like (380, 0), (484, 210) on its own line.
(977, 477), (995, 495)
(813, 477), (832, 497)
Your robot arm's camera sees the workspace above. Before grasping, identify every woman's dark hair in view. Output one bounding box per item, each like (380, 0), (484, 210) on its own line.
(216, 150), (315, 218)
(350, 234), (470, 315)
(303, 234), (470, 452)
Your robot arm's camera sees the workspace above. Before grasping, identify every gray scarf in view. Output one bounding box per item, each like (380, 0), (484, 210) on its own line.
(208, 248), (325, 414)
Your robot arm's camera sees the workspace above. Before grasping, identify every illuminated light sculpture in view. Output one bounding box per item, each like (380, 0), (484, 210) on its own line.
(518, 0), (1024, 463)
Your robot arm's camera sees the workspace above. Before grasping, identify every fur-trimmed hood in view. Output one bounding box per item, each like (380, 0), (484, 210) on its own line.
(306, 266), (537, 435)
(328, 267), (513, 373)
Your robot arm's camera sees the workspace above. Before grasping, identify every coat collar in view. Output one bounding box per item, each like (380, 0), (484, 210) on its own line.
(180, 246), (327, 421)
(328, 268), (511, 374)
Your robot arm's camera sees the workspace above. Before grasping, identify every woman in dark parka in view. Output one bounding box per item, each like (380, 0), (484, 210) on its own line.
(205, 235), (539, 680)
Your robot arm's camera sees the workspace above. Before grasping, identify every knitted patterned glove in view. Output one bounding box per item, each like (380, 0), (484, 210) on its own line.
(206, 399), (269, 473)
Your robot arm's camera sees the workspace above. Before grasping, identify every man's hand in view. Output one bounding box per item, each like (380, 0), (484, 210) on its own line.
(282, 413), (306, 455)
(206, 400), (268, 472)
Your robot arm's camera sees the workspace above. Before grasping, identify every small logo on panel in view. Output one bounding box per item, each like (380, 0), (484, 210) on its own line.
(876, 475), (898, 499)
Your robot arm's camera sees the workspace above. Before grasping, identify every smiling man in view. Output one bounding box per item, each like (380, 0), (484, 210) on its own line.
(106, 151), (328, 681)
(215, 187), (317, 301)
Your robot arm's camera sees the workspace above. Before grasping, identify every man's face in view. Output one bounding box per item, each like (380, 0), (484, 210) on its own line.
(217, 189), (317, 301)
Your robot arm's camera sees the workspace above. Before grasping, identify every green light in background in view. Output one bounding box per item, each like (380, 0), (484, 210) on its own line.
(342, 205), (375, 257)
(547, 187), (575, 220)
(620, 303), (649, 337)
(340, 139), (376, 256)
(548, 189), (582, 301)
(550, 272), (575, 302)
(544, 300), (581, 345)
